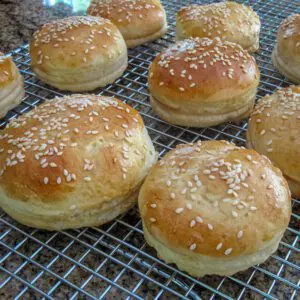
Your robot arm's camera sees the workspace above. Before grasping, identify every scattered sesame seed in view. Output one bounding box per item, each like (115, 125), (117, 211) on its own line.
(224, 248), (233, 255)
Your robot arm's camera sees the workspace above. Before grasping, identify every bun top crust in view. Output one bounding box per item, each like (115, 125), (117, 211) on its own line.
(276, 14), (300, 57)
(30, 16), (126, 70)
(176, 1), (260, 51)
(0, 95), (152, 208)
(0, 53), (20, 87)
(149, 37), (259, 103)
(248, 86), (300, 184)
(139, 140), (291, 258)
(87, 0), (166, 40)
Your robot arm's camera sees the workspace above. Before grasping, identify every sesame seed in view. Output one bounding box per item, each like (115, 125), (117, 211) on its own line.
(232, 211), (238, 217)
(189, 243), (197, 251)
(186, 203), (192, 210)
(84, 176), (92, 182)
(250, 206), (257, 211)
(57, 177), (62, 184)
(224, 248), (233, 255)
(208, 224), (213, 230)
(170, 192), (176, 200)
(216, 242), (223, 250)
(237, 230), (243, 239)
(175, 207), (184, 214)
(150, 218), (156, 223)
(196, 216), (203, 223)
(150, 203), (157, 208)
(190, 219), (196, 228)
(44, 177), (49, 184)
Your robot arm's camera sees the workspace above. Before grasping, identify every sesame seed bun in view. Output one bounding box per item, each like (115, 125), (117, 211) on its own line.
(0, 53), (24, 118)
(247, 86), (300, 198)
(148, 37), (260, 128)
(176, 2), (260, 53)
(0, 95), (157, 230)
(272, 14), (300, 83)
(138, 140), (291, 277)
(87, 0), (167, 48)
(29, 16), (128, 92)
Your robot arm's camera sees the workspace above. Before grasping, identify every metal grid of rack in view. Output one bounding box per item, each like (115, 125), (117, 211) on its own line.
(0, 0), (299, 299)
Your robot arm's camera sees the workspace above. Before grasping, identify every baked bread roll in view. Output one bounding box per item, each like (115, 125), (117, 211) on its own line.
(272, 14), (300, 83)
(30, 16), (128, 91)
(176, 2), (260, 53)
(0, 95), (157, 230)
(148, 37), (260, 127)
(139, 140), (291, 277)
(0, 53), (24, 119)
(247, 86), (300, 197)
(87, 0), (167, 48)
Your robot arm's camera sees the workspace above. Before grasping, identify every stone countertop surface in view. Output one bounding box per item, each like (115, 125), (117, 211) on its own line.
(0, 1), (299, 299)
(0, 0), (89, 53)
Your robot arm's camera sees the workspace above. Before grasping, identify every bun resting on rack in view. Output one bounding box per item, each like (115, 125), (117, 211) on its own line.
(272, 14), (300, 83)
(247, 86), (300, 197)
(138, 140), (291, 277)
(0, 95), (157, 230)
(0, 53), (25, 119)
(30, 16), (128, 92)
(176, 1), (260, 53)
(87, 0), (167, 48)
(148, 37), (260, 128)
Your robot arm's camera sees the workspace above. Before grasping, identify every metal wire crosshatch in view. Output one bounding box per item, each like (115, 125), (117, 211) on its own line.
(0, 0), (299, 299)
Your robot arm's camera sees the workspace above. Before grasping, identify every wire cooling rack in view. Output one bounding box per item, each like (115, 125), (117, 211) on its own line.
(0, 0), (299, 299)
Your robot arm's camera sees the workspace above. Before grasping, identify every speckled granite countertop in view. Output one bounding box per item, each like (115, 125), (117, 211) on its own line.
(0, 0), (87, 53)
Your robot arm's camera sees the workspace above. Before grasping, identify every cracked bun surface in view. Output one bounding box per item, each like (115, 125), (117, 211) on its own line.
(176, 2), (260, 52)
(87, 0), (167, 48)
(148, 37), (260, 128)
(272, 14), (300, 83)
(247, 86), (300, 197)
(0, 53), (24, 119)
(138, 140), (291, 277)
(30, 16), (128, 91)
(0, 95), (157, 230)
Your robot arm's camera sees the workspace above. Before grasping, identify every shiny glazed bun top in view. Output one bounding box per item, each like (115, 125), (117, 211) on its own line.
(0, 95), (151, 203)
(149, 37), (259, 104)
(30, 16), (125, 70)
(247, 86), (300, 196)
(176, 1), (260, 52)
(87, 0), (167, 44)
(276, 14), (300, 56)
(139, 140), (291, 258)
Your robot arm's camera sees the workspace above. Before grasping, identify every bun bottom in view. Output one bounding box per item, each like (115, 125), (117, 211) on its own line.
(143, 222), (283, 277)
(150, 95), (254, 128)
(32, 54), (128, 92)
(125, 22), (167, 48)
(1, 188), (140, 231)
(0, 73), (24, 118)
(272, 48), (300, 83)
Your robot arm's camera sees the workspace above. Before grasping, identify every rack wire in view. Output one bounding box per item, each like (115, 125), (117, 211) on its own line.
(0, 0), (299, 299)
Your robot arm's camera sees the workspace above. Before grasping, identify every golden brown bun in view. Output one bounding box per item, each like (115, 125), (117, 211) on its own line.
(247, 86), (300, 198)
(138, 140), (291, 277)
(0, 53), (24, 118)
(272, 14), (300, 83)
(176, 2), (260, 53)
(30, 16), (128, 91)
(148, 37), (260, 127)
(87, 0), (167, 48)
(0, 95), (157, 230)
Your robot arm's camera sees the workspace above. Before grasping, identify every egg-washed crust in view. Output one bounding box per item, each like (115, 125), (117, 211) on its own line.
(139, 140), (291, 258)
